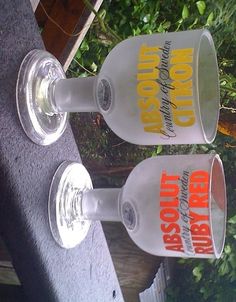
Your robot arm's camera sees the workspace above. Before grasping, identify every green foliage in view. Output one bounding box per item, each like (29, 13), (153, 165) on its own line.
(68, 0), (236, 104)
(196, 1), (206, 15)
(68, 2), (236, 300)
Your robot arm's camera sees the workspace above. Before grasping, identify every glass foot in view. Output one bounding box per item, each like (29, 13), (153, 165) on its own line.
(16, 49), (68, 145)
(48, 161), (93, 249)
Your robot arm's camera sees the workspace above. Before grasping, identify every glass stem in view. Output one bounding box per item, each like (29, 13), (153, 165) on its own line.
(52, 76), (99, 113)
(81, 188), (121, 222)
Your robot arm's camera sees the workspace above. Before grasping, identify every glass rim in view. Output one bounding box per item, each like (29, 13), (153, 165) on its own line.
(209, 154), (227, 258)
(195, 29), (220, 144)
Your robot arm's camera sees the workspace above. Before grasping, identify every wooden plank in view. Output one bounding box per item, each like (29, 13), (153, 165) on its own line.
(39, 0), (86, 59)
(35, 0), (103, 70)
(0, 239), (20, 285)
(121, 287), (141, 302)
(35, 0), (56, 27)
(102, 222), (161, 302)
(61, 0), (103, 70)
(30, 0), (40, 12)
(0, 262), (20, 286)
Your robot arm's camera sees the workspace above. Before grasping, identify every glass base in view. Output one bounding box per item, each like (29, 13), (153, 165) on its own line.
(16, 49), (68, 145)
(48, 161), (93, 249)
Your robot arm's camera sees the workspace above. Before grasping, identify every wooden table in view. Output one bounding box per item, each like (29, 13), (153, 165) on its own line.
(0, 1), (123, 301)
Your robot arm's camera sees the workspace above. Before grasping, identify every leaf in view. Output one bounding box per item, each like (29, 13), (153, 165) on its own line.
(98, 8), (106, 20)
(178, 258), (187, 264)
(196, 1), (206, 15)
(152, 145), (162, 156)
(182, 5), (189, 19)
(143, 14), (151, 23)
(218, 261), (230, 276)
(157, 23), (165, 33)
(162, 21), (171, 29)
(156, 145), (163, 154)
(132, 27), (141, 36)
(75, 49), (82, 60)
(228, 215), (236, 224)
(224, 244), (231, 254)
(91, 62), (98, 72)
(80, 40), (89, 52)
(192, 266), (202, 282)
(206, 12), (214, 25)
(200, 145), (209, 152)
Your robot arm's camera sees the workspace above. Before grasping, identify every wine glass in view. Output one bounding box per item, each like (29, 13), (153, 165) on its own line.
(48, 153), (227, 259)
(16, 29), (220, 145)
